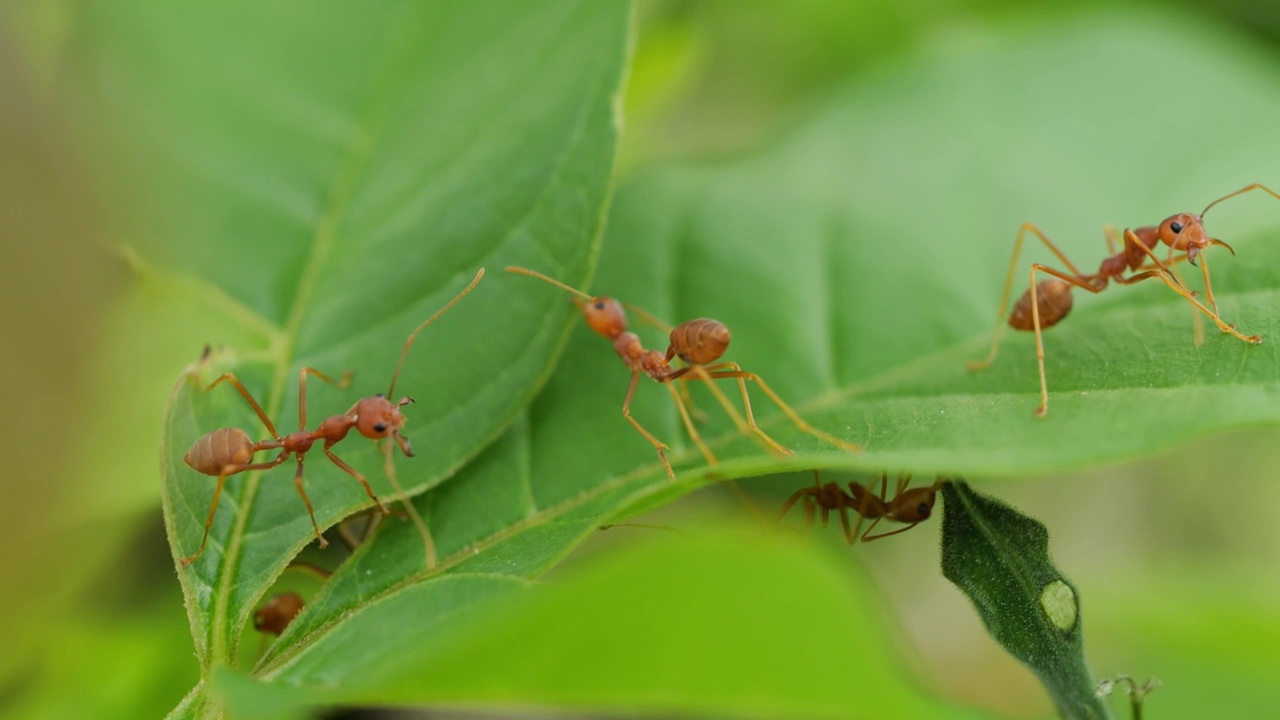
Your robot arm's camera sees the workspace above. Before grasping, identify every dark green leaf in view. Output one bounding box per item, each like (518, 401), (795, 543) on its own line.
(941, 481), (1108, 720)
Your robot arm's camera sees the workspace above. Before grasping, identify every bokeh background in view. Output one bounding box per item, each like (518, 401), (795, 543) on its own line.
(4, 0), (1280, 718)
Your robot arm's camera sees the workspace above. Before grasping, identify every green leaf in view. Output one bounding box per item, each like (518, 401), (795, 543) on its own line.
(940, 481), (1108, 720)
(73, 0), (631, 706)
(231, 531), (993, 719)
(241, 9), (1280, 711)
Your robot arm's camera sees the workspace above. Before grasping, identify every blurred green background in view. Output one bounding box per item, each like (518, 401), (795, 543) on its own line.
(4, 0), (1280, 718)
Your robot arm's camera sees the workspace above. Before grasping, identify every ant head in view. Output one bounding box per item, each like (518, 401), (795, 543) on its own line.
(579, 296), (628, 339)
(353, 394), (410, 445)
(1156, 212), (1206, 251)
(890, 486), (938, 523)
(1157, 212), (1236, 265)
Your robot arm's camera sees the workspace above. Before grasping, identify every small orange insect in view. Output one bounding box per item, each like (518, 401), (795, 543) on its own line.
(179, 269), (484, 567)
(969, 184), (1278, 415)
(776, 473), (945, 542)
(505, 266), (861, 478)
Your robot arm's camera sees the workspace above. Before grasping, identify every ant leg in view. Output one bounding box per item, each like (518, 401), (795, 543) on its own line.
(622, 371), (674, 479)
(291, 458), (329, 549)
(1197, 252), (1222, 320)
(206, 373), (280, 438)
(1124, 230), (1261, 344)
(322, 445), (390, 514)
(1103, 224), (1120, 256)
(664, 373), (770, 523)
(837, 501), (856, 544)
(673, 366), (779, 455)
(679, 380), (710, 423)
(181, 454), (290, 567)
(862, 521), (921, 542)
(895, 473), (911, 498)
(696, 364), (862, 452)
(381, 439), (437, 569)
(776, 487), (812, 524)
(1158, 260), (1206, 346)
(969, 223), (1087, 371)
(670, 363), (757, 443)
(182, 472), (228, 567)
(848, 477), (881, 542)
(1028, 266), (1050, 416)
(664, 380), (717, 466)
(1023, 264), (1106, 416)
(855, 483), (885, 541)
(283, 559), (333, 581)
(298, 367), (352, 430)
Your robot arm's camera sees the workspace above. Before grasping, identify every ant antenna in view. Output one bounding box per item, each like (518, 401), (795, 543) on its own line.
(1201, 182), (1280, 217)
(504, 265), (595, 303)
(387, 268), (485, 397)
(623, 302), (673, 333)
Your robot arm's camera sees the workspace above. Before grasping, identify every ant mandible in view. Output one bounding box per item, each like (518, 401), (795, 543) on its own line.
(775, 472), (945, 542)
(505, 266), (861, 479)
(968, 184), (1279, 415)
(179, 268), (485, 567)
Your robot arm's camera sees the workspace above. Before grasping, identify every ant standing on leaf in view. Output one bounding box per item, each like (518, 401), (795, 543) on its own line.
(775, 472), (946, 543)
(179, 269), (485, 569)
(968, 184), (1279, 415)
(504, 266), (861, 479)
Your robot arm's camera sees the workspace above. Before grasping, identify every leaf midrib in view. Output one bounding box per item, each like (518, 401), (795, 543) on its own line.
(204, 0), (624, 674)
(205, 17), (425, 671)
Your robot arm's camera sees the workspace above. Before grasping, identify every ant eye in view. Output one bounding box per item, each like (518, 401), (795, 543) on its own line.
(594, 301), (606, 310)
(918, 503), (930, 516)
(1170, 221), (1184, 234)
(373, 423), (386, 433)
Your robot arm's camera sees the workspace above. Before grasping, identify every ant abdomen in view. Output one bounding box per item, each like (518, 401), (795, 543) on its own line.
(670, 318), (730, 365)
(185, 427), (255, 476)
(253, 592), (305, 636)
(1009, 279), (1073, 331)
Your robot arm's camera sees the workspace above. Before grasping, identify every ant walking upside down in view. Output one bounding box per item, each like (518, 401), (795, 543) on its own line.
(776, 473), (946, 542)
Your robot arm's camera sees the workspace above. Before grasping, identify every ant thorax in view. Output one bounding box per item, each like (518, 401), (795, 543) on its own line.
(612, 332), (645, 365)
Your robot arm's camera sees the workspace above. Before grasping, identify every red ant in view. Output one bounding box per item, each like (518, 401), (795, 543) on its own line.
(968, 184), (1279, 415)
(505, 266), (861, 479)
(180, 269), (485, 567)
(776, 473), (944, 542)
